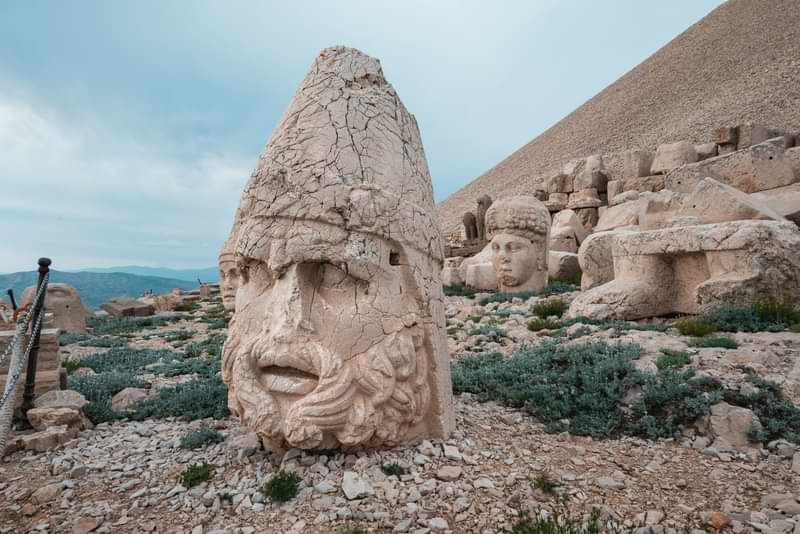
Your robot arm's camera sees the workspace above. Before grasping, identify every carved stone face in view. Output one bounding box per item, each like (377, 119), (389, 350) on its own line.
(218, 256), (243, 312)
(223, 230), (434, 450)
(485, 195), (551, 294)
(491, 233), (546, 291)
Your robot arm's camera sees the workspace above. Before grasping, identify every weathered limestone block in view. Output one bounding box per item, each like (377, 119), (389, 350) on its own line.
(700, 402), (761, 451)
(695, 143), (718, 161)
(567, 189), (602, 209)
(737, 123), (770, 150)
(465, 263), (498, 291)
(548, 251), (581, 282)
(575, 207), (599, 232)
(713, 127), (738, 146)
(574, 155), (608, 192)
(622, 175), (665, 193)
(750, 183), (800, 226)
(546, 172), (573, 194)
(441, 257), (464, 287)
(665, 139), (796, 193)
(101, 298), (154, 318)
(486, 196), (550, 293)
(21, 284), (91, 334)
(610, 190), (640, 207)
(459, 243), (493, 286)
(622, 149), (654, 180)
(577, 229), (637, 291)
(595, 200), (642, 232)
(650, 142), (698, 175)
(568, 220), (800, 320)
(786, 146), (800, 179)
(638, 190), (688, 230)
(549, 236), (577, 254)
(607, 179), (623, 202)
(544, 193), (568, 212)
(551, 209), (588, 245)
(222, 47), (454, 450)
(680, 178), (787, 224)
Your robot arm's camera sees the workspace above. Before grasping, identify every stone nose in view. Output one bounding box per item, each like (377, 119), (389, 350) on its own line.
(265, 263), (316, 338)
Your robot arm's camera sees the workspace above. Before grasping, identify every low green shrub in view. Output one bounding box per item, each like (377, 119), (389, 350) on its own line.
(468, 324), (507, 341)
(443, 284), (479, 298)
(628, 369), (723, 440)
(185, 335), (225, 359)
(68, 372), (146, 424)
(131, 375), (229, 421)
(481, 290), (537, 306)
(79, 336), (127, 348)
(83, 400), (124, 424)
(688, 336), (738, 349)
(180, 427), (225, 449)
(174, 302), (200, 313)
(542, 280), (580, 296)
(69, 371), (147, 403)
(512, 508), (619, 534)
(452, 341), (642, 437)
(179, 463), (214, 488)
(88, 314), (186, 336)
(59, 332), (91, 346)
(261, 471), (301, 503)
(61, 359), (86, 375)
(693, 299), (800, 333)
(162, 329), (194, 342)
(381, 463), (407, 477)
(655, 349), (692, 370)
(79, 347), (181, 374)
(674, 318), (716, 337)
(205, 319), (228, 330)
(531, 299), (567, 319)
(530, 471), (559, 495)
(527, 317), (562, 332)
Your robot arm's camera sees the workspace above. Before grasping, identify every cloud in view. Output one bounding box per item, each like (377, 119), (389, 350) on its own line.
(0, 85), (252, 272)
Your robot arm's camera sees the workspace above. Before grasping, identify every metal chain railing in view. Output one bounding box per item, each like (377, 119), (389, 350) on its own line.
(0, 309), (45, 409)
(0, 272), (49, 369)
(0, 260), (51, 455)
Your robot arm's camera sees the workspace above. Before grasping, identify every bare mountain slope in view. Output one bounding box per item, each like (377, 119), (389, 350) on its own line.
(438, 0), (800, 235)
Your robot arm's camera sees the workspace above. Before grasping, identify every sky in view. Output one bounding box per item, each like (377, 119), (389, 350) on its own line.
(0, 0), (725, 273)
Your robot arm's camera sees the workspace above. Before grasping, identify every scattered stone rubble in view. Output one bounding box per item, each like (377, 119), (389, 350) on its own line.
(2, 293), (800, 533)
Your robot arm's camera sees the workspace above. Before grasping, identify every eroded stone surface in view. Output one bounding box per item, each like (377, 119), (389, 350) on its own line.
(21, 283), (91, 334)
(569, 220), (800, 320)
(222, 46), (454, 450)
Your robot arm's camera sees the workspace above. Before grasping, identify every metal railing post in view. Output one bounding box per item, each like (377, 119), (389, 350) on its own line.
(20, 258), (51, 415)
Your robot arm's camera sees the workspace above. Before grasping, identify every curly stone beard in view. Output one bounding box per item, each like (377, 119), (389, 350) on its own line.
(222, 320), (431, 450)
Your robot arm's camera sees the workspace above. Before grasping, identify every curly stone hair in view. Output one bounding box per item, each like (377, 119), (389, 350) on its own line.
(485, 195), (550, 241)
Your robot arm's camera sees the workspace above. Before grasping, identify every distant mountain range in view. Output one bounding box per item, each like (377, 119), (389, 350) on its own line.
(70, 266), (219, 283)
(0, 270), (199, 310)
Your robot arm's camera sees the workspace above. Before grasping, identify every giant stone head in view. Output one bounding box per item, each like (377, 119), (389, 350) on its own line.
(222, 47), (454, 450)
(486, 196), (551, 293)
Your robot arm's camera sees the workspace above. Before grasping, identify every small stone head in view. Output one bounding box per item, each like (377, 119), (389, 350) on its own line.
(485, 196), (551, 292)
(219, 235), (244, 313)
